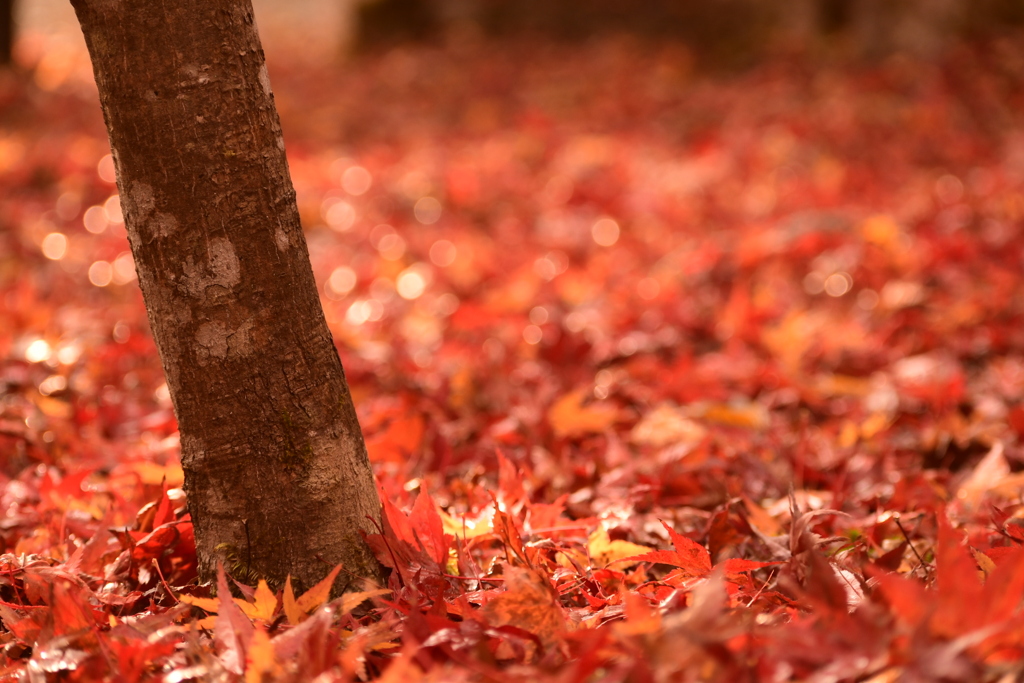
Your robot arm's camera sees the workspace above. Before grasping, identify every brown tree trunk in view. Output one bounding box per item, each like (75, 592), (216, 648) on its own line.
(0, 0), (14, 66)
(70, 0), (383, 592)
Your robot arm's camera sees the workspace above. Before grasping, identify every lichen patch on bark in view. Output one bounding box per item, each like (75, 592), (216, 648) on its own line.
(181, 237), (241, 299)
(151, 213), (179, 239)
(127, 181), (155, 219)
(274, 227), (290, 252)
(194, 319), (253, 362)
(258, 64), (272, 96)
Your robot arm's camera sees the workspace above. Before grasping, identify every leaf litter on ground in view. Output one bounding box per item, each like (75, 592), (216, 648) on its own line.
(1, 27), (1024, 682)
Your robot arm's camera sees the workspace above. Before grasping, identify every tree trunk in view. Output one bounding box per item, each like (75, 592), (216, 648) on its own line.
(0, 0), (14, 66)
(70, 0), (383, 592)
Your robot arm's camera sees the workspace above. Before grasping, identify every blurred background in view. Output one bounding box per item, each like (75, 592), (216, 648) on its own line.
(9, 0), (1024, 66)
(1, 0), (1024, 490)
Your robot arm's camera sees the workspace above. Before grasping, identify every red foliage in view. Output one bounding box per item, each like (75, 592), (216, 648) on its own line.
(2, 28), (1024, 682)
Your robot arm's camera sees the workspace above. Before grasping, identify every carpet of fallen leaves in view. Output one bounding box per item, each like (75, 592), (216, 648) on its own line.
(2, 28), (1024, 682)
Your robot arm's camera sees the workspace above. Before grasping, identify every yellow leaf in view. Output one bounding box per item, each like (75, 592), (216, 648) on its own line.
(118, 461), (185, 487)
(245, 623), (279, 683)
(283, 576), (303, 625)
(440, 508), (493, 540)
(235, 580), (277, 621)
(295, 563), (343, 614)
(548, 389), (620, 438)
(587, 528), (654, 569)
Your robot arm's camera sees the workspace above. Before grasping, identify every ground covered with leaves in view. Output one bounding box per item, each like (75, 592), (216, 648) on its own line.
(2, 30), (1024, 682)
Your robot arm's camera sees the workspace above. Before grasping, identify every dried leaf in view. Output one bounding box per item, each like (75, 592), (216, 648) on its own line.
(548, 389), (620, 438)
(483, 565), (566, 650)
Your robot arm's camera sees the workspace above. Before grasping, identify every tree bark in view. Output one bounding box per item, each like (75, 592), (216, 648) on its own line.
(0, 0), (14, 66)
(71, 0), (383, 591)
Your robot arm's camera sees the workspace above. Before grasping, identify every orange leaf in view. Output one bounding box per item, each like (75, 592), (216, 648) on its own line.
(245, 623), (278, 683)
(615, 590), (661, 636)
(483, 565), (566, 650)
(630, 403), (707, 448)
(548, 389), (620, 438)
(295, 563), (343, 614)
(282, 576), (303, 625)
(178, 594), (220, 613)
(693, 400), (769, 430)
(236, 580), (277, 622)
(337, 588), (391, 617)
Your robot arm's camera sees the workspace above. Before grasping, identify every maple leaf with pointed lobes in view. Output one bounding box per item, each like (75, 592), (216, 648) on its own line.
(616, 521), (778, 581)
(364, 488), (453, 587)
(482, 565), (568, 657)
(179, 563), (356, 629)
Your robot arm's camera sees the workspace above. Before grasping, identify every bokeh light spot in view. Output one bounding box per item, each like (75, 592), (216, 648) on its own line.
(112, 252), (137, 284)
(322, 199), (356, 232)
(429, 239), (457, 267)
(83, 205), (109, 234)
(97, 154), (116, 183)
(414, 197), (442, 224)
(25, 339), (51, 363)
(88, 260), (113, 287)
(342, 166), (372, 195)
(327, 266), (357, 298)
(104, 195), (123, 224)
(397, 264), (431, 300)
(41, 233), (68, 260)
(592, 217), (620, 246)
(523, 325), (543, 345)
(824, 272), (852, 297)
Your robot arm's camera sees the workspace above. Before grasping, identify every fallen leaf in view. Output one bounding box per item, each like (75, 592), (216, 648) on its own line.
(630, 403), (708, 448)
(548, 389), (620, 438)
(245, 623), (279, 683)
(483, 565), (566, 651)
(588, 527), (655, 568)
(295, 564), (344, 614)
